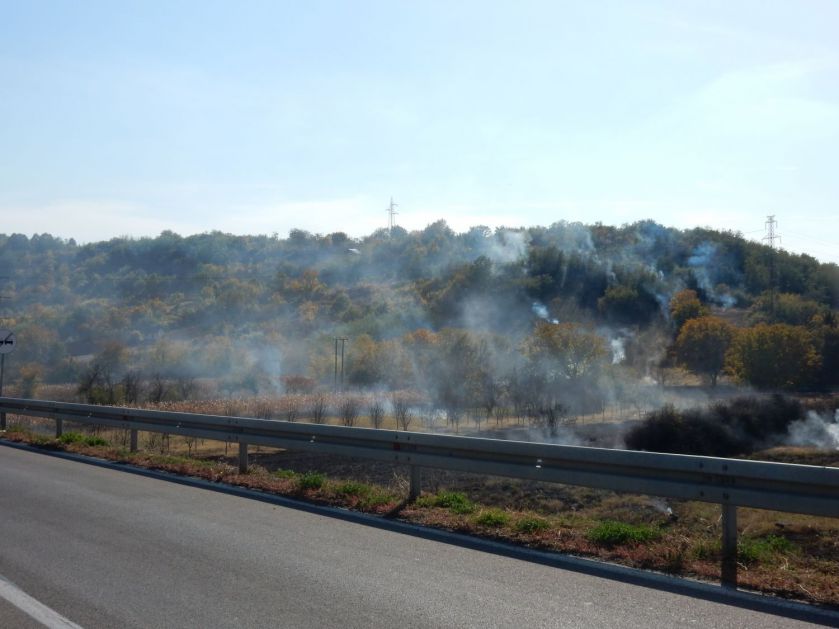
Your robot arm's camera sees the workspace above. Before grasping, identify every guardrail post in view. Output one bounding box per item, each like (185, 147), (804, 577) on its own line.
(238, 442), (248, 473)
(408, 465), (421, 501)
(721, 503), (738, 588)
(130, 429), (138, 453)
(0, 411), (5, 431)
(55, 418), (63, 438)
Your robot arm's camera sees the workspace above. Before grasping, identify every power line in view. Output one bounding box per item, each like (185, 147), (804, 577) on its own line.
(783, 230), (839, 249)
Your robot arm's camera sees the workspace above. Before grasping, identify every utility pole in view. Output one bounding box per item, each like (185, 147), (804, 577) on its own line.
(334, 337), (348, 392)
(763, 215), (781, 318)
(340, 338), (346, 390)
(386, 198), (398, 234)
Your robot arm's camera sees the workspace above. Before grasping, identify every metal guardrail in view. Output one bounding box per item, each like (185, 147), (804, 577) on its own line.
(1, 396), (838, 588)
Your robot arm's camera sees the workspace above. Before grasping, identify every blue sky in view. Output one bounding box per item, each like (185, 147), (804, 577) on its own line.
(1, 1), (838, 262)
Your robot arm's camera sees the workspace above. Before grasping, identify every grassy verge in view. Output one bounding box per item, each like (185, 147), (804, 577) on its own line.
(2, 424), (837, 608)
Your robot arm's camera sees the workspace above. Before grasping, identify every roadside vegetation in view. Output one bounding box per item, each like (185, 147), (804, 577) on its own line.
(2, 420), (837, 608)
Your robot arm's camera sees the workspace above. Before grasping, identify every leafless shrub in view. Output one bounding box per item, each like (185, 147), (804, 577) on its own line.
(184, 434), (198, 457)
(446, 405), (462, 433)
(309, 393), (328, 424)
(144, 431), (170, 454)
(420, 405), (436, 430)
(368, 396), (385, 429)
(121, 370), (143, 404)
(392, 394), (413, 431)
(175, 377), (197, 401)
(493, 405), (507, 426)
(223, 401), (242, 417)
(535, 402), (567, 437)
(254, 400), (273, 419)
(338, 396), (360, 427)
(147, 373), (168, 403)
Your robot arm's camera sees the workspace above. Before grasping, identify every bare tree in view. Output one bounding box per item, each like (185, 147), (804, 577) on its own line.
(254, 400), (273, 419)
(367, 396), (384, 429)
(338, 396), (360, 427)
(391, 394), (413, 431)
(446, 405), (462, 434)
(122, 370), (143, 404)
(184, 434), (198, 457)
(175, 376), (197, 401)
(309, 393), (328, 424)
(148, 372), (168, 403)
(284, 396), (300, 422)
(492, 404), (507, 427)
(77, 362), (104, 404)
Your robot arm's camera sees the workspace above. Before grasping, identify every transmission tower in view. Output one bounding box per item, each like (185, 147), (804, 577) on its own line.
(386, 198), (398, 234)
(763, 215), (781, 249)
(763, 215), (781, 318)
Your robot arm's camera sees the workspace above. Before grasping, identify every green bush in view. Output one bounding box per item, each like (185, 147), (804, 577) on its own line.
(272, 468), (298, 479)
(515, 516), (551, 534)
(357, 490), (394, 509)
(432, 491), (476, 514)
(474, 509), (510, 528)
(738, 535), (794, 564)
(57, 432), (108, 447)
(58, 432), (85, 444)
(336, 481), (372, 497)
(298, 472), (326, 490)
(587, 521), (660, 547)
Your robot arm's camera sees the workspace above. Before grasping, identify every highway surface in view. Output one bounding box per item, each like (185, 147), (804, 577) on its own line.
(0, 444), (832, 628)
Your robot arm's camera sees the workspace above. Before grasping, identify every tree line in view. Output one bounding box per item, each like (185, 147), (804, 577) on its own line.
(0, 221), (836, 405)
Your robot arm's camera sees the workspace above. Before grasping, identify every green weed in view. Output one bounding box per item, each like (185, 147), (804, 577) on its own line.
(57, 432), (108, 447)
(515, 516), (551, 534)
(474, 509), (510, 528)
(587, 520), (661, 547)
(738, 535), (795, 564)
(298, 471), (326, 490)
(432, 491), (476, 514)
(58, 432), (85, 444)
(336, 481), (373, 497)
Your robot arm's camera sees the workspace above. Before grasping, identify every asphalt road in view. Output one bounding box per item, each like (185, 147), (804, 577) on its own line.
(0, 445), (831, 628)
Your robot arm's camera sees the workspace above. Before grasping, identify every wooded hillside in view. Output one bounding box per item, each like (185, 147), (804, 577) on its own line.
(1, 220), (837, 410)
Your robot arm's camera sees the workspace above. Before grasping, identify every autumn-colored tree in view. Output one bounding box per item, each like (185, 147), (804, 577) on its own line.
(597, 283), (659, 325)
(669, 289), (708, 330)
(725, 324), (821, 390)
(523, 321), (608, 380)
(18, 363), (43, 398)
(346, 334), (383, 386)
(748, 292), (827, 326)
(674, 316), (735, 386)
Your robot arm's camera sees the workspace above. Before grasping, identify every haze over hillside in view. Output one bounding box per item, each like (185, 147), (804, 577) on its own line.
(1, 220), (836, 423)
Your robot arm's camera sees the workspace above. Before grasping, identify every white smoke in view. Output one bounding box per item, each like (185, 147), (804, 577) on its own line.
(687, 241), (736, 309)
(484, 229), (529, 265)
(610, 338), (626, 364)
(531, 301), (558, 324)
(786, 410), (839, 450)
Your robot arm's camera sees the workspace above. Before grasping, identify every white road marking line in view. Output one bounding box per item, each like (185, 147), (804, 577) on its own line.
(0, 574), (84, 629)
